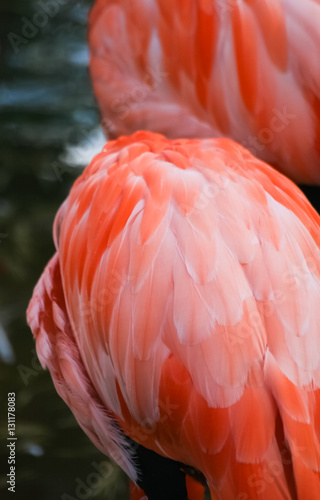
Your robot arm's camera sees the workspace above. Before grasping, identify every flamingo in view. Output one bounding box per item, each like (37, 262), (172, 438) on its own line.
(27, 131), (320, 499)
(88, 0), (320, 185)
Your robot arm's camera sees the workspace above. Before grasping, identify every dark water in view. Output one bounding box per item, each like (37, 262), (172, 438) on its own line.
(0, 1), (129, 498)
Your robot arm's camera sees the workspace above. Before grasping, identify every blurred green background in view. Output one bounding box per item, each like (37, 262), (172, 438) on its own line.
(0, 0), (129, 498)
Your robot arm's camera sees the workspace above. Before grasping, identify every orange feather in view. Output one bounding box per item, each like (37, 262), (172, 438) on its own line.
(89, 0), (320, 184)
(28, 132), (320, 498)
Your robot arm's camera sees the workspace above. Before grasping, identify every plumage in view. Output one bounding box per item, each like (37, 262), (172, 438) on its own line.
(89, 0), (320, 184)
(27, 131), (320, 498)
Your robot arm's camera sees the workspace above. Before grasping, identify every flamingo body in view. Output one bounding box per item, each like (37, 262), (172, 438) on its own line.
(27, 132), (320, 499)
(89, 0), (320, 184)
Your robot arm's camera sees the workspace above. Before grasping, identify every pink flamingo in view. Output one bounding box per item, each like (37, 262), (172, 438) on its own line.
(28, 131), (320, 499)
(89, 0), (320, 184)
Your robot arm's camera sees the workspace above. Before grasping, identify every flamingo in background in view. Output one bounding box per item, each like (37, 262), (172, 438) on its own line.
(28, 131), (320, 499)
(89, 0), (320, 185)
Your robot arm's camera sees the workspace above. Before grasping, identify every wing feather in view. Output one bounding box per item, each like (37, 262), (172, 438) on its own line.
(29, 133), (320, 497)
(89, 0), (320, 183)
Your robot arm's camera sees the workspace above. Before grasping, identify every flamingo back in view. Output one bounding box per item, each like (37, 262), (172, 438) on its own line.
(89, 0), (320, 184)
(27, 131), (320, 498)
